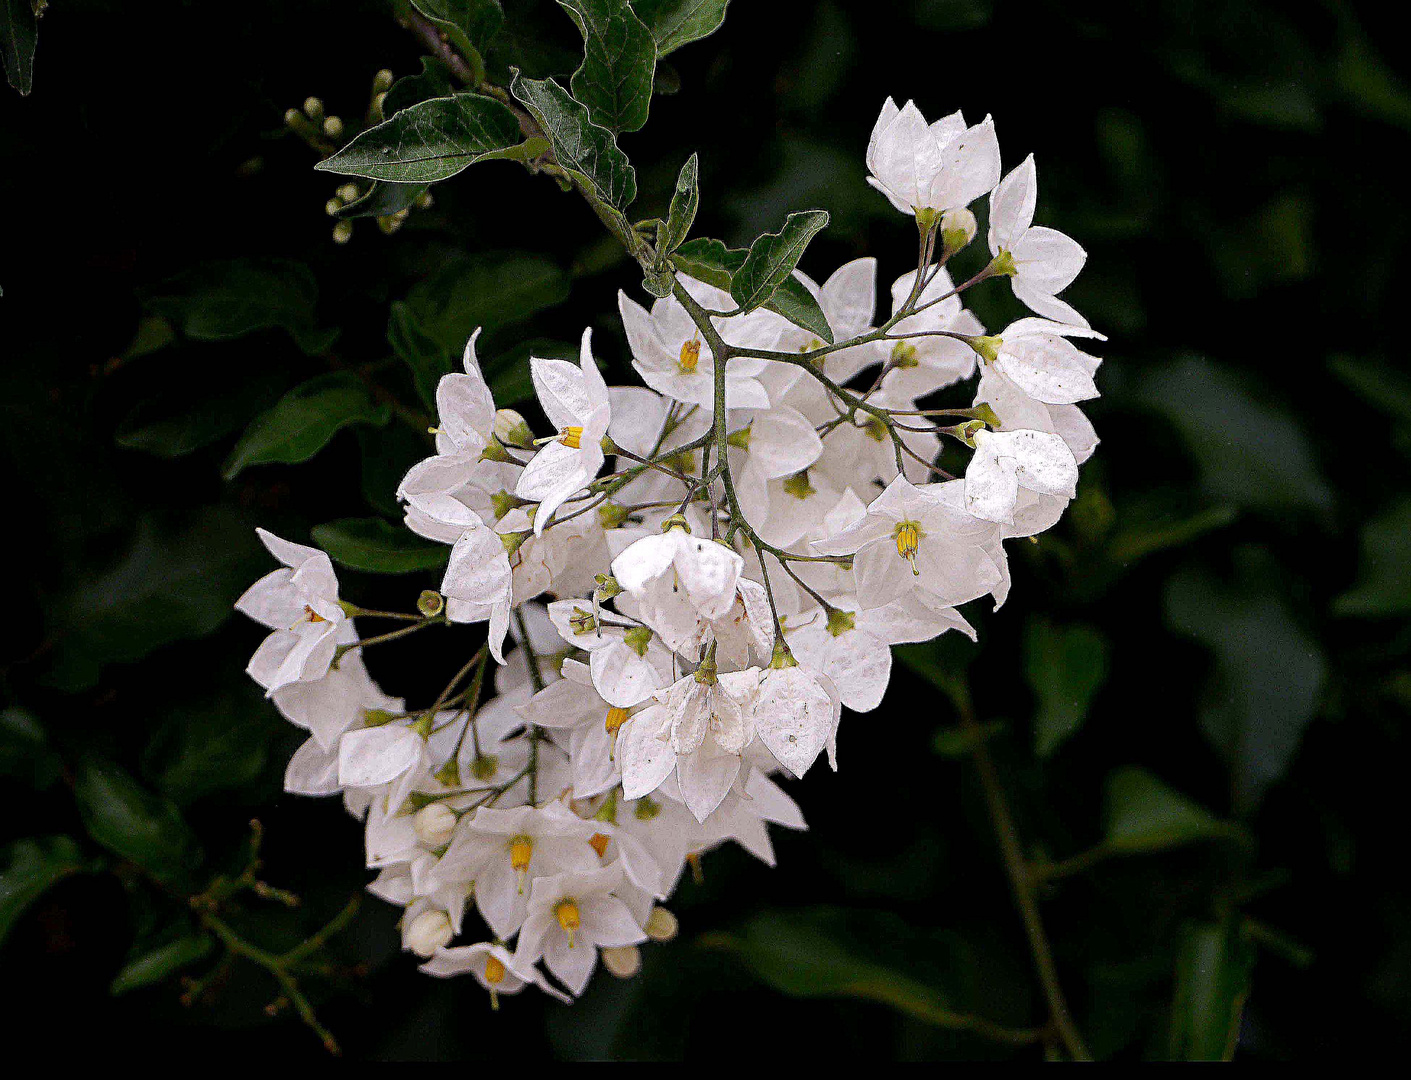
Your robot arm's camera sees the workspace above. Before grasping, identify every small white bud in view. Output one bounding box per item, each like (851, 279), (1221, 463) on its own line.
(336, 182), (359, 203)
(413, 803), (457, 847)
(940, 207), (977, 252)
(645, 906), (678, 942)
(601, 945), (642, 978)
(302, 96), (324, 121)
(373, 69), (394, 93)
(324, 198), (343, 217)
(405, 910), (454, 958)
(494, 408), (534, 449)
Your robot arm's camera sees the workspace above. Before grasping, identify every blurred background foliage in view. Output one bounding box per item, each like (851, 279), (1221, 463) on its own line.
(3, 0), (1409, 1061)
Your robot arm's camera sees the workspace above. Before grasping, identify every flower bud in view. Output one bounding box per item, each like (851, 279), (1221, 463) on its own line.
(417, 590), (444, 617)
(322, 115), (344, 140)
(332, 220), (353, 245)
(406, 910), (453, 957)
(602, 945), (642, 978)
(940, 207), (977, 254)
(373, 69), (394, 93)
(645, 906), (678, 942)
(495, 409), (535, 449)
(324, 197), (343, 217)
(336, 182), (360, 203)
(302, 96), (324, 121)
(413, 803), (457, 847)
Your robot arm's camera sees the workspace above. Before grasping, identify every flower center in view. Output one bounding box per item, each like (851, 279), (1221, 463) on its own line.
(894, 521), (921, 575)
(303, 605), (328, 624)
(556, 899), (581, 945)
(604, 707), (630, 735)
(588, 832), (611, 858)
(484, 953), (506, 985)
(560, 425), (583, 449)
(509, 835), (533, 872)
(678, 338), (702, 373)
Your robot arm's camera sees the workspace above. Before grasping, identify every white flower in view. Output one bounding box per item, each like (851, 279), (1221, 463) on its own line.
(545, 600), (673, 709)
(404, 909), (455, 958)
(866, 98), (1000, 218)
(989, 155), (1089, 327)
(513, 863), (647, 996)
(611, 521), (744, 630)
(432, 803), (599, 939)
(420, 941), (572, 1005)
(618, 278), (779, 413)
(270, 644), (402, 752)
(338, 723), (428, 813)
(618, 667), (762, 821)
(236, 529), (348, 694)
(965, 428), (1079, 525)
(440, 518), (514, 662)
(986, 318), (1104, 405)
(812, 475), (1002, 610)
(751, 662), (839, 778)
(879, 266), (985, 400)
(516, 329), (612, 534)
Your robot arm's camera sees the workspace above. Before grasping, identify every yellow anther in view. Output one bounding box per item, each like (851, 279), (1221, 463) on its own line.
(894, 521), (921, 575)
(302, 605), (328, 623)
(509, 836), (533, 872)
(484, 953), (506, 985)
(560, 425), (583, 449)
(556, 899), (581, 946)
(678, 338), (702, 373)
(604, 707), (630, 736)
(588, 832), (611, 858)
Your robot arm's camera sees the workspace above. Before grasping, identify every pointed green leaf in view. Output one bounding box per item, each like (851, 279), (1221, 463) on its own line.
(1024, 617), (1109, 758)
(1103, 767), (1240, 853)
(661, 152), (699, 254)
(110, 934), (215, 995)
(558, 0), (657, 133)
(0, 707), (61, 790)
(672, 236), (833, 342)
(1333, 499), (1411, 617)
(315, 93), (529, 184)
(1168, 919), (1255, 1061)
(510, 71), (637, 210)
(730, 210), (829, 314)
(223, 373), (391, 480)
(1, 836), (87, 947)
(74, 760), (199, 882)
(1, 0), (38, 95)
(633, 0), (731, 57)
(311, 517), (451, 574)
(383, 56), (456, 118)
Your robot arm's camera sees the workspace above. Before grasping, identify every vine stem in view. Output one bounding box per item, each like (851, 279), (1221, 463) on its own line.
(953, 682), (1092, 1061)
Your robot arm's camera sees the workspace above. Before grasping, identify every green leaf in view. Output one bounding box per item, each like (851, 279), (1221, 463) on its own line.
(1126, 356), (1333, 516)
(43, 508), (265, 692)
(74, 759), (199, 882)
(115, 371), (287, 458)
(315, 93), (530, 184)
(1024, 617), (1109, 758)
(404, 251), (571, 351)
(932, 720), (1004, 758)
(661, 153), (699, 254)
(383, 56), (456, 118)
(484, 337), (578, 406)
(311, 517), (451, 574)
(408, 0), (503, 83)
(702, 908), (1005, 1036)
(558, 0), (657, 134)
(0, 707), (61, 790)
(223, 373), (391, 480)
(1103, 767), (1238, 853)
(510, 71), (637, 210)
(389, 300), (452, 410)
(0, 836), (87, 947)
(140, 259), (336, 356)
(632, 0), (731, 57)
(332, 180), (429, 221)
(359, 423), (433, 518)
(110, 934), (214, 995)
(141, 684), (278, 805)
(1, 0), (38, 95)
(1164, 549), (1327, 811)
(730, 209), (829, 314)
(1330, 355), (1411, 426)
(1333, 499), (1411, 618)
(1168, 919), (1255, 1061)
(672, 236), (834, 342)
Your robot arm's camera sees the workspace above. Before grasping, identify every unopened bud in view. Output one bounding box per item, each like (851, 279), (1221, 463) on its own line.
(332, 220), (353, 245)
(373, 69), (394, 93)
(415, 191), (435, 211)
(494, 409), (535, 449)
(283, 108), (303, 128)
(406, 910), (454, 957)
(940, 207), (977, 253)
(302, 97), (324, 121)
(324, 197), (343, 217)
(417, 590), (443, 617)
(645, 907), (678, 942)
(413, 803), (457, 847)
(322, 115), (344, 140)
(336, 182), (359, 203)
(601, 945), (642, 978)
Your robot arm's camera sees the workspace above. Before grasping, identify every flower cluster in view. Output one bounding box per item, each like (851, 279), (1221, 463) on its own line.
(236, 99), (1100, 1007)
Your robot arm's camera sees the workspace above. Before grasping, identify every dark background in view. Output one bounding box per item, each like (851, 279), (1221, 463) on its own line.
(3, 0), (1409, 1061)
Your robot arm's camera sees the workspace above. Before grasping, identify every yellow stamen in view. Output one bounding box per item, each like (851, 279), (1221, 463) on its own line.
(604, 707), (630, 736)
(510, 835), (533, 871)
(560, 425), (583, 449)
(484, 953), (506, 985)
(303, 605), (328, 623)
(894, 522), (921, 575)
(556, 899), (581, 946)
(678, 338), (701, 373)
(588, 832), (611, 858)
